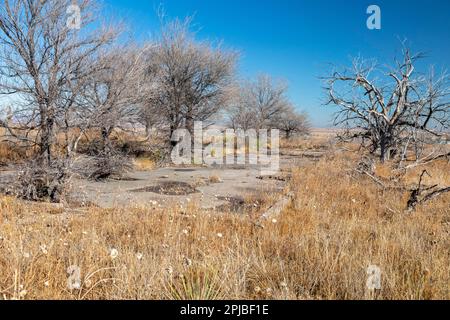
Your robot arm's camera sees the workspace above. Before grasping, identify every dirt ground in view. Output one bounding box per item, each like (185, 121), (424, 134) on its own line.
(69, 149), (322, 210)
(0, 131), (330, 211)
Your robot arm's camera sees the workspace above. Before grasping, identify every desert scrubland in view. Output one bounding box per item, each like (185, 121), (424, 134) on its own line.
(0, 0), (449, 301)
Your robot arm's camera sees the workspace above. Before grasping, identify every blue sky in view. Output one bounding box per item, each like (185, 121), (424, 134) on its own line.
(104, 0), (450, 127)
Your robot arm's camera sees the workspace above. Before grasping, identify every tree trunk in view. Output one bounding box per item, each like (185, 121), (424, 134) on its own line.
(39, 113), (54, 166)
(379, 132), (395, 163)
(145, 122), (151, 138)
(169, 123), (177, 147)
(101, 127), (113, 154)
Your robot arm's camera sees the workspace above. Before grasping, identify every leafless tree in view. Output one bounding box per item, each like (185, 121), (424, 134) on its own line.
(0, 0), (117, 200)
(138, 51), (167, 139)
(70, 44), (149, 180)
(273, 107), (310, 139)
(324, 47), (449, 162)
(144, 17), (237, 142)
(228, 103), (257, 131)
(81, 45), (146, 153)
(229, 74), (291, 130)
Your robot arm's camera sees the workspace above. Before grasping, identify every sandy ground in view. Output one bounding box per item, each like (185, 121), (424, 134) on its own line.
(67, 146), (326, 209)
(0, 144), (326, 210)
(70, 166), (282, 210)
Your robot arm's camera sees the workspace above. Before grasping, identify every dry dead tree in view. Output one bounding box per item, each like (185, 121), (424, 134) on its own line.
(400, 151), (450, 170)
(81, 45), (146, 153)
(353, 160), (450, 212)
(74, 45), (148, 179)
(324, 45), (450, 163)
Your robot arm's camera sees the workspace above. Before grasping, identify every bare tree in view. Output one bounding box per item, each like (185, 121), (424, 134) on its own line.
(228, 103), (257, 131)
(70, 45), (149, 180)
(324, 47), (449, 162)
(81, 45), (146, 153)
(144, 17), (237, 142)
(0, 0), (117, 200)
(274, 107), (310, 139)
(138, 51), (167, 139)
(228, 74), (291, 130)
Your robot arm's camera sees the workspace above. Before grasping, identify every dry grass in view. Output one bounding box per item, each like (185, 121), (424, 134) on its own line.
(0, 133), (33, 164)
(134, 158), (157, 171)
(208, 175), (223, 184)
(0, 149), (448, 300)
(280, 129), (337, 150)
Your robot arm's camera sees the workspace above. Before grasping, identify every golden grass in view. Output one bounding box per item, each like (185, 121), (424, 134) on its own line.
(280, 129), (336, 150)
(208, 175), (222, 184)
(0, 142), (32, 164)
(0, 150), (448, 300)
(134, 158), (157, 171)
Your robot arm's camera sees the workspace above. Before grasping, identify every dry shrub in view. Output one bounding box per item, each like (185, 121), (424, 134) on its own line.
(208, 175), (222, 184)
(74, 151), (133, 181)
(8, 158), (70, 203)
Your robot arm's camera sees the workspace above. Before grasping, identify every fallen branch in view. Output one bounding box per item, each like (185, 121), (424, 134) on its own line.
(259, 192), (294, 221)
(402, 151), (450, 170)
(407, 170), (450, 211)
(356, 169), (386, 188)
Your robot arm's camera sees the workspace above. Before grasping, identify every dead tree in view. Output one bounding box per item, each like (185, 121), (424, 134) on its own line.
(227, 84), (259, 131)
(324, 47), (450, 163)
(0, 0), (117, 201)
(73, 45), (147, 180)
(228, 103), (258, 131)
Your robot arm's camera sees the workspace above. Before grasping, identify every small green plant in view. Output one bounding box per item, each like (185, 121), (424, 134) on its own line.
(164, 267), (224, 300)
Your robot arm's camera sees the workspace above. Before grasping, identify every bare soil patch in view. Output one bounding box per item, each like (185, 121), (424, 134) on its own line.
(131, 181), (199, 196)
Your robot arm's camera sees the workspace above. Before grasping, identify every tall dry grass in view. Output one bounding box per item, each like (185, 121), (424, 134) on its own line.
(0, 150), (449, 300)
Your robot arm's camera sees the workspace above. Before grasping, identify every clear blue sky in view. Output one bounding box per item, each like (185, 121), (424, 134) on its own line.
(104, 0), (450, 127)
